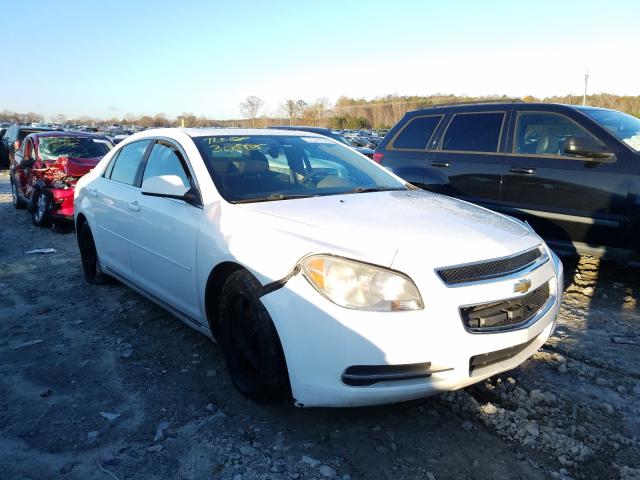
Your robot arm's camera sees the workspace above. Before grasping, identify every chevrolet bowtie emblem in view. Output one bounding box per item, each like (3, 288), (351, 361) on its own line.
(514, 279), (532, 294)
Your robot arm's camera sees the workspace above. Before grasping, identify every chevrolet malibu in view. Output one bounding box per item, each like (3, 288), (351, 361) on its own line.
(74, 129), (563, 407)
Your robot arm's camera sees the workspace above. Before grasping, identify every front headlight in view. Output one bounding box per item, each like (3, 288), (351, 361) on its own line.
(299, 255), (424, 312)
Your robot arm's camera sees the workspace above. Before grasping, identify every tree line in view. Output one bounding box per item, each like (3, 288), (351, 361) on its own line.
(2, 93), (639, 130)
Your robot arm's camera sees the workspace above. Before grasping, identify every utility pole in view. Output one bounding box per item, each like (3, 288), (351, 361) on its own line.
(583, 69), (589, 106)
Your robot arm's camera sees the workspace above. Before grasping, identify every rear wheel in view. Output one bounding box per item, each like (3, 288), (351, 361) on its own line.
(219, 270), (290, 403)
(32, 189), (53, 227)
(78, 222), (111, 284)
(11, 177), (26, 209)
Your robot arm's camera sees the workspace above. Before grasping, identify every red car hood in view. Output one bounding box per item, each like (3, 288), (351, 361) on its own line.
(51, 156), (102, 177)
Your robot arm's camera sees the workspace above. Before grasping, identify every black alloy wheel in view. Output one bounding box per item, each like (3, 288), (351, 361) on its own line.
(78, 222), (110, 284)
(219, 270), (290, 403)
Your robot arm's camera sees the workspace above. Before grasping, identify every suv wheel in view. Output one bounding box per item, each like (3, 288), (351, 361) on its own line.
(32, 189), (53, 227)
(219, 270), (290, 403)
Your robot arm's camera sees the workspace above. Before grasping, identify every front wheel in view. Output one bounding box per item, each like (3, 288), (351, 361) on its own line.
(78, 222), (111, 284)
(219, 270), (290, 403)
(32, 189), (53, 227)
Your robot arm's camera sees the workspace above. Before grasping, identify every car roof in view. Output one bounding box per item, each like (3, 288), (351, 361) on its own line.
(407, 102), (619, 114)
(268, 126), (333, 133)
(131, 127), (330, 139)
(15, 126), (55, 131)
(28, 131), (110, 140)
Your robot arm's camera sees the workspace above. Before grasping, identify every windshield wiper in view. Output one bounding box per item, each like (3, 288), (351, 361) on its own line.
(350, 186), (406, 194)
(233, 193), (317, 204)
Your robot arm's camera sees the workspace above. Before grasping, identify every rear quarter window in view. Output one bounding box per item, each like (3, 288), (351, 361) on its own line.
(391, 115), (443, 150)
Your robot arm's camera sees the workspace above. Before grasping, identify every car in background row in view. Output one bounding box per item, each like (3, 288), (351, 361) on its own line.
(374, 102), (640, 260)
(10, 131), (112, 226)
(74, 128), (562, 407)
(268, 126), (375, 158)
(0, 127), (8, 157)
(1, 125), (58, 168)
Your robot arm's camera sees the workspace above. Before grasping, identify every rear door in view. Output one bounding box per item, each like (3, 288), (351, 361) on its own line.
(127, 139), (204, 324)
(426, 108), (511, 205)
(90, 140), (153, 276)
(500, 108), (630, 252)
(377, 114), (444, 187)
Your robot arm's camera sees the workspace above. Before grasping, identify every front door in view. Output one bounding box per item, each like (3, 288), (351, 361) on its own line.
(500, 110), (630, 252)
(127, 140), (203, 324)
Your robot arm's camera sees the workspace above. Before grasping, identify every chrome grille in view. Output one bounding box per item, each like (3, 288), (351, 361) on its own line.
(437, 248), (542, 285)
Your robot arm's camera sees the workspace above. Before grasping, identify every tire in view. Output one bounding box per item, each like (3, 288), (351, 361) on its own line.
(32, 189), (53, 227)
(219, 270), (290, 403)
(78, 222), (111, 284)
(11, 177), (27, 209)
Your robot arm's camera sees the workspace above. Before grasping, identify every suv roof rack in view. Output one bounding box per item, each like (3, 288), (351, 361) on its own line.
(411, 98), (524, 110)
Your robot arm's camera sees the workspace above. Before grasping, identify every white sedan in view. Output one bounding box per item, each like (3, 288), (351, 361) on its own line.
(74, 128), (563, 407)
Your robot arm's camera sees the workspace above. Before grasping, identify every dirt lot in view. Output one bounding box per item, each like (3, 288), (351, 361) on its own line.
(0, 170), (638, 480)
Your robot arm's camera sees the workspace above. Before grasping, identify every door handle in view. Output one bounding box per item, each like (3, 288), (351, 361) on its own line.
(431, 161), (451, 168)
(128, 201), (140, 212)
(510, 167), (536, 175)
(87, 188), (98, 197)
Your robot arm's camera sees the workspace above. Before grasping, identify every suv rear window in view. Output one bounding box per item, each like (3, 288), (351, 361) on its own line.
(442, 112), (505, 153)
(391, 115), (443, 150)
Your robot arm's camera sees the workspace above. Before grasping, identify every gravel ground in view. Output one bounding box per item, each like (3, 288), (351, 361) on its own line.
(0, 170), (638, 480)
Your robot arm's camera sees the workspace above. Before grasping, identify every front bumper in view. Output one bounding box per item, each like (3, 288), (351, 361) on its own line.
(50, 188), (75, 220)
(261, 250), (563, 407)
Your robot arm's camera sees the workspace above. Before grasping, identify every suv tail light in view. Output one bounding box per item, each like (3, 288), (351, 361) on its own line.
(372, 152), (384, 164)
(14, 141), (21, 151)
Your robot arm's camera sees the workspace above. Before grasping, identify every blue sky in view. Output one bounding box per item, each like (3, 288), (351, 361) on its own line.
(2, 0), (638, 120)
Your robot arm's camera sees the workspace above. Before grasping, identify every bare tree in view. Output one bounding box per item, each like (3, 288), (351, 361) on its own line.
(239, 96), (265, 127)
(282, 99), (297, 125)
(295, 100), (307, 120)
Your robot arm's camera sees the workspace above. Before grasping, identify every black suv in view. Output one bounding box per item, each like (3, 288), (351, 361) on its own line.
(374, 102), (640, 259)
(1, 125), (56, 167)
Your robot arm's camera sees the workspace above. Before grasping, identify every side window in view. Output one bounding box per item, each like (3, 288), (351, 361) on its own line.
(515, 112), (597, 156)
(391, 115), (443, 150)
(108, 140), (151, 185)
(442, 112), (505, 153)
(142, 142), (190, 186)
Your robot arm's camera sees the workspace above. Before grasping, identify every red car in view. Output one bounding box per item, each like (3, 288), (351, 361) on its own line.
(10, 132), (113, 226)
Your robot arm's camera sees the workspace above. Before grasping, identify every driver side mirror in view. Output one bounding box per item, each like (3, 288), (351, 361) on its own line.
(141, 175), (198, 204)
(563, 136), (616, 162)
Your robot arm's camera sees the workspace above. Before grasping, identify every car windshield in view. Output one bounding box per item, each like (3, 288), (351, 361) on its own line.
(328, 132), (351, 145)
(194, 135), (407, 203)
(39, 136), (112, 160)
(581, 109), (640, 152)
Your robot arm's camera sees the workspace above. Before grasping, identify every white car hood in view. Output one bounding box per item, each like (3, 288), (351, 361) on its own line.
(235, 190), (538, 271)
